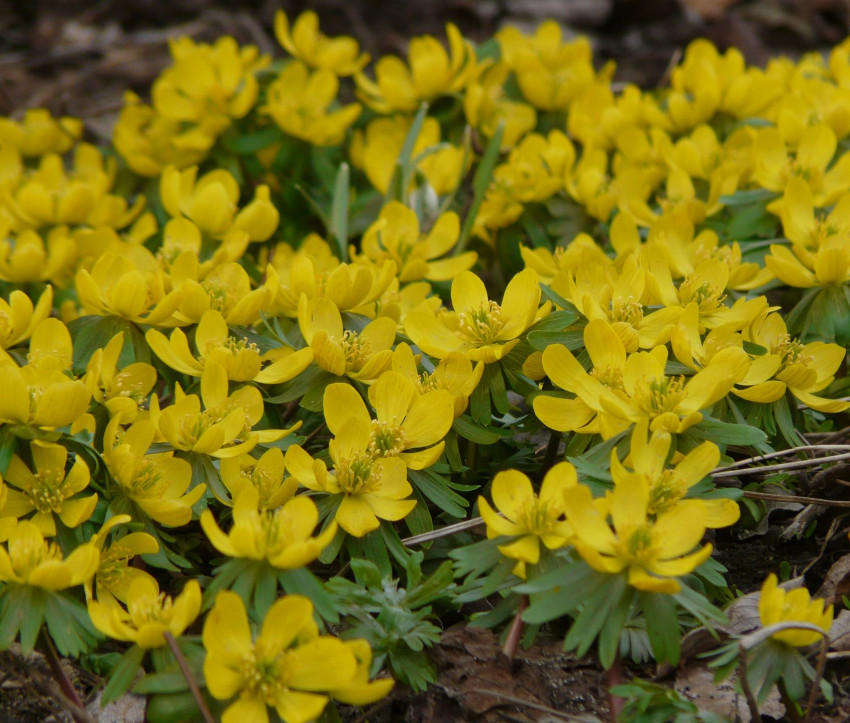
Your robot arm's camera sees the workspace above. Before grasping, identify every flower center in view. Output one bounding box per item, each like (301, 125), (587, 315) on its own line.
(240, 647), (290, 702)
(591, 365), (624, 390)
(368, 420), (407, 457)
(610, 296), (643, 326)
(14, 536), (62, 576)
(648, 470), (685, 515)
(336, 454), (381, 495)
(339, 330), (371, 371)
(129, 591), (173, 625)
(677, 277), (725, 315)
(516, 498), (559, 536)
(128, 459), (170, 499)
(634, 376), (687, 416)
(457, 301), (505, 344)
(771, 334), (813, 370)
(27, 467), (68, 514)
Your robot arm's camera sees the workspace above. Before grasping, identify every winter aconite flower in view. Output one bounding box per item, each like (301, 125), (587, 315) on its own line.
(564, 476), (712, 594)
(274, 10), (369, 76)
(2, 440), (97, 537)
(204, 591), (369, 723)
(405, 268), (544, 364)
(201, 485), (336, 569)
(0, 519), (98, 590)
(88, 577), (201, 648)
(285, 417), (416, 537)
(479, 463), (576, 576)
(759, 574), (833, 647)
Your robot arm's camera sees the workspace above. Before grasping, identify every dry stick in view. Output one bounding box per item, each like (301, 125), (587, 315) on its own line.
(714, 445), (850, 471)
(163, 632), (216, 723)
(741, 490), (850, 508)
(39, 632), (94, 723)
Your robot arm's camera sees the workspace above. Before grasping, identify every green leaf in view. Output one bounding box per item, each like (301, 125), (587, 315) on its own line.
(456, 120), (505, 255)
(404, 487), (433, 538)
(598, 587), (636, 669)
(564, 573), (628, 659)
(279, 568), (339, 624)
(223, 124), (282, 154)
(145, 692), (208, 723)
(408, 469), (468, 518)
(688, 418), (768, 446)
(639, 592), (681, 665)
(385, 102), (429, 203)
(68, 315), (150, 374)
(452, 414), (501, 444)
(102, 644), (145, 705)
(253, 569), (278, 620)
(19, 589), (44, 654)
(329, 162), (350, 262)
(718, 189), (776, 206)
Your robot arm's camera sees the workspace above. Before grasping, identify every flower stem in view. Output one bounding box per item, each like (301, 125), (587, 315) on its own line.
(738, 641), (762, 723)
(39, 631), (91, 723)
(163, 632), (216, 723)
(501, 595), (528, 660)
(778, 678), (804, 723)
(606, 652), (624, 723)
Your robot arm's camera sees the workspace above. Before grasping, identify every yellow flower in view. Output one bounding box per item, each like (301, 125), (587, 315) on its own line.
(742, 311), (849, 412)
(0, 227), (76, 285)
(3, 143), (144, 232)
(614, 422), (740, 527)
(202, 485), (336, 568)
(152, 363), (295, 458)
(263, 61), (361, 147)
(160, 166), (278, 241)
(766, 236), (850, 289)
(775, 176), (850, 250)
(2, 440), (96, 537)
(220, 449), (298, 510)
(75, 250), (184, 326)
(152, 36), (268, 130)
(405, 268), (543, 364)
(355, 23), (476, 113)
(646, 253), (769, 338)
(535, 322), (743, 437)
(87, 514), (159, 606)
(88, 577), (201, 649)
(324, 372), (454, 470)
(0, 519), (98, 591)
(204, 591), (358, 723)
(84, 332), (157, 422)
(330, 639), (394, 705)
(479, 463), (576, 576)
(175, 261), (278, 326)
(497, 22), (599, 111)
(274, 10), (369, 76)
(463, 61), (537, 149)
(758, 574), (833, 647)
(564, 477), (712, 594)
(103, 416), (204, 527)
(391, 342), (483, 417)
(356, 202), (475, 283)
(113, 91), (216, 177)
(0, 286), (53, 350)
(146, 309), (312, 384)
(0, 109), (82, 156)
(286, 418), (416, 537)
(755, 125), (850, 206)
(0, 319), (90, 432)
(297, 296), (395, 381)
(349, 116), (466, 196)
